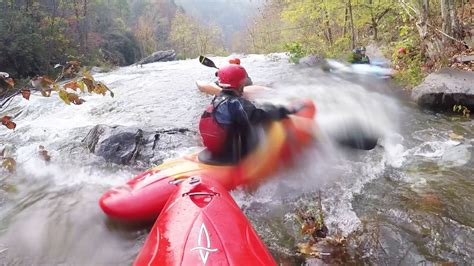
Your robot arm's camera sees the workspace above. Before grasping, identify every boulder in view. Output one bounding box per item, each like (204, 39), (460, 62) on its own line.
(136, 50), (176, 65)
(298, 55), (325, 67)
(83, 125), (195, 165)
(411, 68), (474, 111)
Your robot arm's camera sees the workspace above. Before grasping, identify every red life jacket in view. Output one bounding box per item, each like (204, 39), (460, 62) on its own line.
(199, 98), (228, 154)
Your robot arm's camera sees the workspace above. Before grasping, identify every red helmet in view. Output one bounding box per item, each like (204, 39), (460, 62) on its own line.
(229, 58), (241, 65)
(217, 64), (248, 89)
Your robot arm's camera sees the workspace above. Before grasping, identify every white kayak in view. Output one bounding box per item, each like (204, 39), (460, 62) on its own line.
(326, 59), (395, 78)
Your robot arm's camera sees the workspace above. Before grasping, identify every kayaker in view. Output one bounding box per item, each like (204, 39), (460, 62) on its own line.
(199, 64), (302, 163)
(349, 47), (370, 64)
(228, 57), (253, 86)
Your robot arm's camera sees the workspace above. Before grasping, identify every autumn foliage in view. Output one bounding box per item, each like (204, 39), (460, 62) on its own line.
(0, 61), (113, 131)
(0, 61), (113, 171)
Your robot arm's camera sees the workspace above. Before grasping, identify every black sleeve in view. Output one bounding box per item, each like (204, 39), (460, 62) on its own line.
(229, 98), (290, 126)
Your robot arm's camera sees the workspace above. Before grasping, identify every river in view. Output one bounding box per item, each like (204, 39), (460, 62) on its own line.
(0, 54), (472, 265)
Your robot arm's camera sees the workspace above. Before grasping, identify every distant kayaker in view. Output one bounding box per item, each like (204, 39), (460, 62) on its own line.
(228, 57), (253, 86)
(199, 64), (301, 162)
(349, 47), (370, 64)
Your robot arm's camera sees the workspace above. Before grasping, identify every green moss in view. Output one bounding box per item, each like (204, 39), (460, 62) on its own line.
(284, 41), (306, 63)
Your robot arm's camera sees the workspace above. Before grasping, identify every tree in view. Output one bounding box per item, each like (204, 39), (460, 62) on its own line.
(398, 0), (467, 60)
(168, 11), (196, 58)
(135, 15), (159, 56)
(168, 10), (224, 58)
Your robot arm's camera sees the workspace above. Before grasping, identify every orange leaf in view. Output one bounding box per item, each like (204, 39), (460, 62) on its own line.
(94, 82), (108, 95)
(64, 81), (80, 91)
(1, 116), (16, 129)
(6, 121), (16, 129)
(21, 88), (31, 100)
(67, 93), (85, 105)
(42, 77), (54, 85)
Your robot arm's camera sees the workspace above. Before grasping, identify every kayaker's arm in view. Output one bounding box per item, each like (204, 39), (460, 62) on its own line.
(229, 98), (292, 127)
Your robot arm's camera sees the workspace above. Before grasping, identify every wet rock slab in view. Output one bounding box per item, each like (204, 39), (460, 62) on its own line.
(83, 124), (196, 165)
(136, 50), (176, 65)
(411, 68), (474, 111)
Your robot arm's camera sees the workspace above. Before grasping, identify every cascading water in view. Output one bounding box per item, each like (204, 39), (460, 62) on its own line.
(0, 54), (472, 264)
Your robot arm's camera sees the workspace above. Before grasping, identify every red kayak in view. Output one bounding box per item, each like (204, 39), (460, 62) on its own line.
(100, 99), (316, 221)
(134, 176), (277, 266)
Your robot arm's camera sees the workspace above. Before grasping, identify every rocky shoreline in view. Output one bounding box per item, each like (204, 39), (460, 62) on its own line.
(411, 67), (474, 111)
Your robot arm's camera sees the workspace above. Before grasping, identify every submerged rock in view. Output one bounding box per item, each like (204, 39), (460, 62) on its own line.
(83, 125), (196, 165)
(411, 68), (474, 111)
(136, 50), (176, 65)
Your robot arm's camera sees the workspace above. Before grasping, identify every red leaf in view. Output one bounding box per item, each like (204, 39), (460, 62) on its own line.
(1, 116), (11, 125)
(64, 81), (80, 91)
(6, 121), (16, 129)
(1, 116), (15, 129)
(21, 88), (31, 100)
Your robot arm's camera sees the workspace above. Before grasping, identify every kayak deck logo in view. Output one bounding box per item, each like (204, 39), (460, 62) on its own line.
(190, 223), (218, 264)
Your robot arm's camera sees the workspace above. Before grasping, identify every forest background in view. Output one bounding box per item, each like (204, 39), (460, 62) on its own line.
(0, 0), (473, 87)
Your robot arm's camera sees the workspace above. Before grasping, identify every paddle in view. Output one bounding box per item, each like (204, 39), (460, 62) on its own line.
(309, 122), (379, 151)
(199, 55), (219, 69)
(322, 120), (379, 150)
(334, 129), (379, 150)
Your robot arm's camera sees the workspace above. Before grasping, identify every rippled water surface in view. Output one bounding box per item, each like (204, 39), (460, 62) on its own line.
(0, 54), (472, 265)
